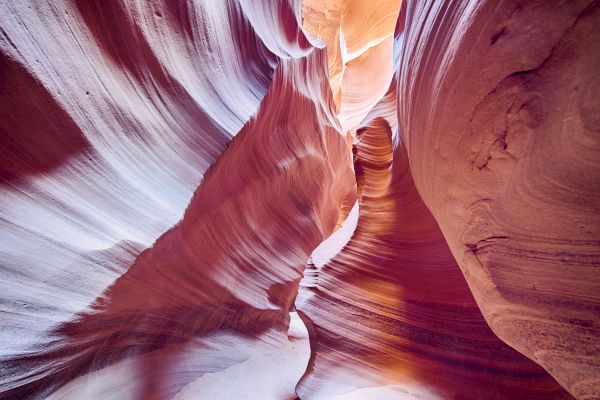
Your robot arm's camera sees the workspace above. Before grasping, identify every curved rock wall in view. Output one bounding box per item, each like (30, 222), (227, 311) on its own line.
(296, 78), (572, 400)
(397, 1), (600, 398)
(0, 1), (354, 398)
(1, 0), (599, 399)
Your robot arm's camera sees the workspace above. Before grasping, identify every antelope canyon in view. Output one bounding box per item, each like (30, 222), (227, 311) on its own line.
(1, 1), (598, 399)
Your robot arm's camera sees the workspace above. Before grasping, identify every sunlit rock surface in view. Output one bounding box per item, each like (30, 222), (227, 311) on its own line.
(1, 0), (599, 399)
(45, 312), (309, 400)
(301, 0), (400, 132)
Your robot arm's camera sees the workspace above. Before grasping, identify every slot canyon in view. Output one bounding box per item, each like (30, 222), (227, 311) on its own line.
(0, 0), (599, 399)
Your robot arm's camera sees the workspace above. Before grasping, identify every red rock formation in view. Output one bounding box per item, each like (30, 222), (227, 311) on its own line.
(0, 0), (353, 398)
(1, 44), (355, 400)
(397, 1), (600, 399)
(301, 0), (400, 131)
(1, 0), (599, 399)
(296, 76), (573, 399)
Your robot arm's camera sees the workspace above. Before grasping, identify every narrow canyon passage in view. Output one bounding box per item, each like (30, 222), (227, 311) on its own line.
(1, 0), (599, 399)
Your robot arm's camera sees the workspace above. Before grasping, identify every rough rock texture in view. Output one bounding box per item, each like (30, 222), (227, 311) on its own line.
(397, 1), (600, 399)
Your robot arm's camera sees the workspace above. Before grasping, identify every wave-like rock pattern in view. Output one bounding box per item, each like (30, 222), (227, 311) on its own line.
(0, 0), (354, 398)
(397, 1), (600, 398)
(1, 0), (276, 365)
(1, 0), (599, 399)
(296, 73), (573, 399)
(301, 0), (400, 132)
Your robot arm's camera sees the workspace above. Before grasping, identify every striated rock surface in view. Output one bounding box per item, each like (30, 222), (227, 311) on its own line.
(1, 0), (277, 367)
(296, 76), (573, 399)
(2, 47), (355, 399)
(1, 0), (599, 399)
(397, 1), (600, 399)
(0, 0), (354, 398)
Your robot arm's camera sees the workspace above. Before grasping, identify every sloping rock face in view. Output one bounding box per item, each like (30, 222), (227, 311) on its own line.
(1, 0), (599, 399)
(0, 1), (354, 398)
(397, 1), (600, 399)
(295, 78), (573, 400)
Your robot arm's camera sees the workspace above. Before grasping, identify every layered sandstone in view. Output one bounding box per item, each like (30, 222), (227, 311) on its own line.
(1, 1), (353, 398)
(397, 1), (600, 398)
(1, 0), (599, 399)
(296, 78), (573, 400)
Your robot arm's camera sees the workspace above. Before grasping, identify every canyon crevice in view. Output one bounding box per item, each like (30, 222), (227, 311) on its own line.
(1, 0), (598, 399)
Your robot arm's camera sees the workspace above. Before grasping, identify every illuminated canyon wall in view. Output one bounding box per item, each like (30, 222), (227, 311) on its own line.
(0, 0), (598, 399)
